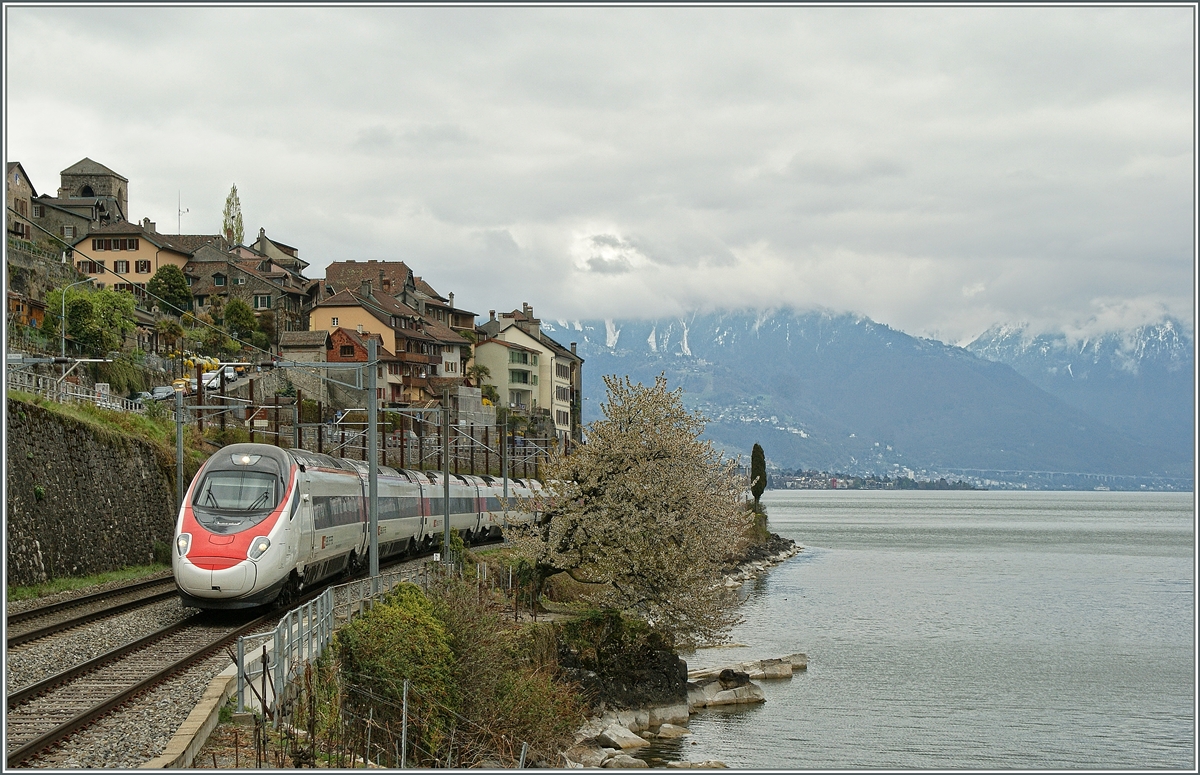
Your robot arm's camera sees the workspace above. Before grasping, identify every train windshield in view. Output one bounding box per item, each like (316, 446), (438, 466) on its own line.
(192, 471), (280, 533)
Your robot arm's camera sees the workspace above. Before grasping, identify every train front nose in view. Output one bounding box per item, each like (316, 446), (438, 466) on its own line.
(175, 556), (257, 598)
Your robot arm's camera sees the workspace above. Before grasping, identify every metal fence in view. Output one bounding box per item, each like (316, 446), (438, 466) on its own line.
(6, 369), (147, 414)
(232, 558), (461, 724)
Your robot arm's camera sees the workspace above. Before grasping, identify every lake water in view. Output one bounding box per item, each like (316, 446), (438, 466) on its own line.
(650, 490), (1195, 770)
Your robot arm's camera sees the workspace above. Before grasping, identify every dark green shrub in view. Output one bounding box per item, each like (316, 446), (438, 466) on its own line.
(335, 584), (458, 765)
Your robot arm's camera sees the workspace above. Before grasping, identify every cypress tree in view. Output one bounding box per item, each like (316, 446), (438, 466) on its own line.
(751, 442), (767, 511)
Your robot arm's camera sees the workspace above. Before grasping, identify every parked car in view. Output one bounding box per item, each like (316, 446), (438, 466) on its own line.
(223, 366), (237, 382)
(132, 391), (154, 405)
(151, 385), (177, 401)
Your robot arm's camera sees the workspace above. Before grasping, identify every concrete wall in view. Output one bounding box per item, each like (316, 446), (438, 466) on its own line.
(5, 398), (197, 585)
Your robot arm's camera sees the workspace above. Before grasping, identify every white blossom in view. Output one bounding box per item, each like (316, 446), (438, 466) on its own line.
(510, 375), (752, 647)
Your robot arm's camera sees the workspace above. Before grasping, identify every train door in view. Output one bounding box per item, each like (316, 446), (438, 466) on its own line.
(297, 468), (315, 569)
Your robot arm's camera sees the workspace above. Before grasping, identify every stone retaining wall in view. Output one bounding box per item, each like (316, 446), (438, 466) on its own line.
(5, 398), (196, 585)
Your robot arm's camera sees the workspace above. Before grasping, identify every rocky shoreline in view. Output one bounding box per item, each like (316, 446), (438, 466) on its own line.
(562, 534), (802, 768)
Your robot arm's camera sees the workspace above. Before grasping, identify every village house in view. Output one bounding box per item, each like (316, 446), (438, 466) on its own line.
(185, 243), (314, 336)
(476, 303), (583, 443)
(324, 259), (477, 333)
(309, 281), (444, 404)
(6, 162), (37, 243)
(70, 218), (191, 298)
(326, 326), (406, 405)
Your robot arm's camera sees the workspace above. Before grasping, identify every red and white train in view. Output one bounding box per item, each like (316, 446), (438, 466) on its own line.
(173, 443), (539, 610)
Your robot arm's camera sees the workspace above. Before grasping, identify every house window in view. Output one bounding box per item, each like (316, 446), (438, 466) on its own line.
(235, 277), (246, 285)
(186, 276), (194, 286)
(331, 317), (339, 326)
(15, 199), (27, 217)
(213, 275), (226, 286)
(127, 238), (139, 250)
(532, 374), (539, 386)
(114, 260), (129, 274)
(531, 354), (539, 366)
(510, 370), (529, 384)
(135, 260), (151, 274)
(509, 351), (528, 365)
(195, 295), (207, 307)
(556, 363), (570, 379)
(254, 295), (272, 309)
(340, 345), (355, 357)
(62, 225), (75, 238)
(32, 203), (43, 217)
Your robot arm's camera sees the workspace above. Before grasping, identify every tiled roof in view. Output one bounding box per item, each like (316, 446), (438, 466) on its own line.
(428, 376), (464, 393)
(413, 276), (446, 301)
(477, 336), (540, 354)
(333, 326), (398, 358)
(422, 316), (469, 345)
(280, 330), (332, 348)
(168, 234), (231, 253)
(325, 260), (413, 291)
(61, 157), (127, 181)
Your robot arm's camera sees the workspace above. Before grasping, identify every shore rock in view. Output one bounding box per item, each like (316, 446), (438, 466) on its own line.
(597, 725), (651, 750)
(655, 724), (692, 739)
(688, 653), (807, 681)
(648, 703), (690, 727)
(603, 754), (650, 768)
(687, 670), (766, 710)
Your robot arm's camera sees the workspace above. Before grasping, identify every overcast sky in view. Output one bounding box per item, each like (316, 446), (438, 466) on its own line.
(5, 5), (1194, 344)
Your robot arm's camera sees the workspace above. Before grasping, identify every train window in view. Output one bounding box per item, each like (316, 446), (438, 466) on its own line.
(192, 471), (280, 533)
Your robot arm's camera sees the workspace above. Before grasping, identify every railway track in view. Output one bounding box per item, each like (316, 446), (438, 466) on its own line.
(6, 577), (179, 648)
(5, 611), (271, 768)
(5, 538), (506, 767)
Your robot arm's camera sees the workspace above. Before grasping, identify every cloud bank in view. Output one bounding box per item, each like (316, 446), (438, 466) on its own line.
(6, 6), (1193, 342)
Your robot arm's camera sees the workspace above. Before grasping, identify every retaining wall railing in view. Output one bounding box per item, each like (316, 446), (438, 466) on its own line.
(7, 369), (146, 414)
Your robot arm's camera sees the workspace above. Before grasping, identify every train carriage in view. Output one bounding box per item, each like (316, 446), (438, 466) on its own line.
(173, 443), (539, 610)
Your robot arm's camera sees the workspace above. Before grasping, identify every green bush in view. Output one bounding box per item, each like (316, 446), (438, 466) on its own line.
(334, 584), (459, 765)
(428, 578), (584, 766)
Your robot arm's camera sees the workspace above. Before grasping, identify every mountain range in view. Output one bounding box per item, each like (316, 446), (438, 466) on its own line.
(540, 310), (1193, 488)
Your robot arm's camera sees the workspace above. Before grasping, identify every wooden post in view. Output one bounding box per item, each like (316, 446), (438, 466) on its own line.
(272, 393), (279, 447)
(220, 373), (226, 432)
(294, 388), (302, 449)
(484, 425), (490, 476)
(399, 414), (406, 469)
(317, 402), (324, 454)
(249, 379), (255, 444)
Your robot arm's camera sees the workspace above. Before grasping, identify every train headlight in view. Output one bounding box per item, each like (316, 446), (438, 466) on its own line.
(248, 536), (271, 561)
(176, 533), (191, 557)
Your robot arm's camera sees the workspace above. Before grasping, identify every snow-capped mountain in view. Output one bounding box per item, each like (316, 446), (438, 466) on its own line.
(966, 318), (1193, 461)
(540, 310), (1191, 484)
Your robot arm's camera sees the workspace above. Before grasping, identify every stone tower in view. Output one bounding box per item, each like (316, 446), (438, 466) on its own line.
(58, 158), (128, 222)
